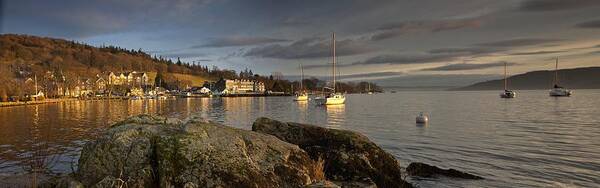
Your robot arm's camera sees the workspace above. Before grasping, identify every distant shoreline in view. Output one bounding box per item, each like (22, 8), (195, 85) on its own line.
(0, 98), (79, 108)
(0, 94), (295, 108)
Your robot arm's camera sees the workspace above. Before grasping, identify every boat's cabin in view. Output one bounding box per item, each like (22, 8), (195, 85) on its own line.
(327, 93), (344, 99)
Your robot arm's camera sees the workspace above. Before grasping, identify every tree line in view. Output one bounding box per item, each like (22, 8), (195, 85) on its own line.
(0, 34), (381, 101)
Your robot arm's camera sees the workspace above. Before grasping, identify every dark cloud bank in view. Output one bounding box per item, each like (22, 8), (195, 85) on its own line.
(244, 37), (372, 59)
(423, 61), (516, 71)
(519, 0), (600, 12)
(575, 19), (600, 28)
(194, 36), (290, 48)
(370, 18), (482, 41)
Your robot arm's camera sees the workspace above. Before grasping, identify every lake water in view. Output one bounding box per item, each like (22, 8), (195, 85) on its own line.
(1, 90), (599, 187)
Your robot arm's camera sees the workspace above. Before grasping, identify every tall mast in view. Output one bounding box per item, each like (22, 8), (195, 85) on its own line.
(504, 62), (507, 90)
(35, 74), (38, 95)
(300, 63), (304, 91)
(554, 57), (559, 85)
(332, 32), (336, 93)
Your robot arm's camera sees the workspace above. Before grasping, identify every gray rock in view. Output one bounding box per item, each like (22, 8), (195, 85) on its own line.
(306, 181), (341, 188)
(406, 162), (483, 180)
(77, 115), (171, 187)
(75, 114), (323, 187)
(38, 175), (84, 188)
(252, 117), (413, 188)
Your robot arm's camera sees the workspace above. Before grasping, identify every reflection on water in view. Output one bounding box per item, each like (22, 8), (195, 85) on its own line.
(325, 104), (345, 129)
(1, 90), (600, 187)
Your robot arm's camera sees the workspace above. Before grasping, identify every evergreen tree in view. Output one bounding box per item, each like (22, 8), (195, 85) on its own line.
(176, 57), (182, 66)
(155, 72), (164, 87)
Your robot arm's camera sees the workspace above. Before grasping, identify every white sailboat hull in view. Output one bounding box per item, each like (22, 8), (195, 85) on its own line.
(294, 95), (309, 101)
(315, 94), (345, 105)
(500, 91), (516, 98)
(549, 88), (572, 97)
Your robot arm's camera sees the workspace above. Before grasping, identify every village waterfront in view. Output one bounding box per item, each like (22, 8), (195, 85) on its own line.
(1, 90), (599, 187)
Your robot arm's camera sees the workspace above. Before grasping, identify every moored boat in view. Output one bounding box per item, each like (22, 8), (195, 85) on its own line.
(315, 32), (345, 105)
(549, 57), (572, 97)
(500, 62), (516, 98)
(294, 64), (309, 101)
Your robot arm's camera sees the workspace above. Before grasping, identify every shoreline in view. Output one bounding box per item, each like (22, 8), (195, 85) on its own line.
(0, 98), (79, 108)
(0, 94), (294, 108)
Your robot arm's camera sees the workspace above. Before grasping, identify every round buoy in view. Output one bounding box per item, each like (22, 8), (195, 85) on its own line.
(416, 112), (428, 124)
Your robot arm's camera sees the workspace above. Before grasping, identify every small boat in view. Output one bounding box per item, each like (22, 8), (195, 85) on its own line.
(294, 93), (308, 101)
(315, 32), (345, 105)
(500, 62), (516, 98)
(315, 92), (345, 105)
(416, 112), (429, 124)
(294, 64), (309, 101)
(549, 57), (572, 97)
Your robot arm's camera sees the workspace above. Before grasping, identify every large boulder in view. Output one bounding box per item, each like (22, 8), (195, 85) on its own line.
(252, 117), (413, 188)
(406, 162), (483, 179)
(76, 115), (324, 187)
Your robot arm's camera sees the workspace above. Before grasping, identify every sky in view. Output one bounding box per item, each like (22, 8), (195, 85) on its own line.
(2, 0), (600, 87)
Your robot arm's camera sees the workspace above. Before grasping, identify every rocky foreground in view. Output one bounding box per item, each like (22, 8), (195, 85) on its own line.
(43, 115), (482, 188)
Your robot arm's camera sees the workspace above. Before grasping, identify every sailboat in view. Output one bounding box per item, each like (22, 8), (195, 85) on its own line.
(549, 57), (572, 97)
(367, 83), (373, 95)
(315, 32), (346, 105)
(294, 64), (309, 101)
(500, 62), (516, 98)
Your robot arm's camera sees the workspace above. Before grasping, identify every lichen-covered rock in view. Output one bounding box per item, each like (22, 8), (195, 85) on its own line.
(156, 121), (321, 187)
(252, 117), (413, 188)
(406, 162), (483, 179)
(92, 176), (123, 188)
(77, 115), (176, 187)
(39, 175), (84, 188)
(76, 114), (323, 187)
(306, 181), (340, 188)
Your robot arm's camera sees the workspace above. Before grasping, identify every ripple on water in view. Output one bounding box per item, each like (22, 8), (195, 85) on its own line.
(1, 90), (600, 187)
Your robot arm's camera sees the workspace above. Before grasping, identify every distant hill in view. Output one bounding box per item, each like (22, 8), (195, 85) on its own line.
(455, 67), (600, 90)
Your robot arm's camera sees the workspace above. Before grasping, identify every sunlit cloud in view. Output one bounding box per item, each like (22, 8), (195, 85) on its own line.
(192, 36), (290, 48)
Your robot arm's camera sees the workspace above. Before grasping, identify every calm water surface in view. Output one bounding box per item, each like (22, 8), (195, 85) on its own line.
(1, 90), (599, 187)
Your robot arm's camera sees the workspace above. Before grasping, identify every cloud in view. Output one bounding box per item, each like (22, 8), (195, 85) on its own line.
(423, 61), (516, 71)
(193, 36), (289, 48)
(193, 59), (212, 62)
(575, 19), (600, 28)
(374, 74), (500, 87)
(0, 0), (4, 33)
(508, 50), (565, 56)
(477, 38), (562, 47)
(160, 52), (207, 59)
(588, 50), (600, 55)
(4, 0), (217, 38)
(287, 71), (403, 81)
(306, 46), (503, 69)
(278, 17), (311, 26)
(428, 47), (502, 56)
(353, 53), (461, 66)
(371, 18), (482, 41)
(338, 71), (403, 80)
(244, 37), (372, 59)
(519, 0), (600, 12)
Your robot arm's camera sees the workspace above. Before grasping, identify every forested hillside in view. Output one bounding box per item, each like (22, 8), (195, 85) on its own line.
(0, 34), (237, 96)
(0, 34), (382, 99)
